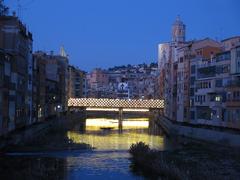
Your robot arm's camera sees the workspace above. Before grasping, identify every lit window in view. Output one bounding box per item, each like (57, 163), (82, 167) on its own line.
(215, 96), (221, 102)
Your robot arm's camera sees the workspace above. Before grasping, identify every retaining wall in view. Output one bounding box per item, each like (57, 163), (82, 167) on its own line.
(158, 116), (240, 147)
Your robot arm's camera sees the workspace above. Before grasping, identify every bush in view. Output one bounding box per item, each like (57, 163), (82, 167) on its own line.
(129, 142), (187, 180)
(129, 142), (150, 156)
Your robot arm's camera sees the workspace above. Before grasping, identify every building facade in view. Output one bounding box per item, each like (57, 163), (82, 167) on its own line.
(68, 65), (86, 98)
(33, 51), (69, 120)
(0, 13), (33, 135)
(158, 16), (240, 130)
(86, 68), (109, 98)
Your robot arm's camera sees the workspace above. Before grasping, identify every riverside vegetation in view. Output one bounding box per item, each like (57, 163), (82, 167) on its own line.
(129, 141), (240, 180)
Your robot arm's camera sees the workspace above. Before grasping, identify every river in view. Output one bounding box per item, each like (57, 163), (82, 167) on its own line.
(0, 115), (180, 180)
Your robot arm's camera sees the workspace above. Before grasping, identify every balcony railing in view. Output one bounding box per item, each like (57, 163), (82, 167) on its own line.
(196, 59), (216, 68)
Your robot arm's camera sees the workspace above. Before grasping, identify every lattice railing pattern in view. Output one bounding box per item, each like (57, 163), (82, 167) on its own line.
(68, 98), (164, 109)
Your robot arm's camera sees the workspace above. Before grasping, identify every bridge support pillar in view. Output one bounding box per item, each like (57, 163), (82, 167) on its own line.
(118, 108), (123, 133)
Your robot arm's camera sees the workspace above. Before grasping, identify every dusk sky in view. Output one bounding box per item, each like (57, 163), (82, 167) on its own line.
(5, 0), (240, 71)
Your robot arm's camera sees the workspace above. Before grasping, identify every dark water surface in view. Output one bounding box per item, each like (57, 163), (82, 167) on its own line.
(0, 116), (179, 180)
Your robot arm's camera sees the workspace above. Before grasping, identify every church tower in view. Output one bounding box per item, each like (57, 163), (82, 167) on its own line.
(172, 16), (186, 42)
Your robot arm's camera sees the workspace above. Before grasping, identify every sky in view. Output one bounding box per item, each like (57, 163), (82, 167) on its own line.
(4, 0), (240, 71)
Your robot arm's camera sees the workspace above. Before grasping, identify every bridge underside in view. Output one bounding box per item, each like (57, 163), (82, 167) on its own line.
(68, 98), (164, 110)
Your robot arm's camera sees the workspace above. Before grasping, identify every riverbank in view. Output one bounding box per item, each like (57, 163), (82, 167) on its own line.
(129, 141), (240, 179)
(0, 112), (92, 153)
(157, 115), (240, 147)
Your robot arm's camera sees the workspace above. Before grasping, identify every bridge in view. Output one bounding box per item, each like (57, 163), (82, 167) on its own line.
(68, 98), (164, 110)
(68, 98), (164, 131)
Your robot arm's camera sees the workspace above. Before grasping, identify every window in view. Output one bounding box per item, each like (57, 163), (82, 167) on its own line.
(215, 96), (221, 102)
(190, 77), (195, 85)
(216, 52), (231, 62)
(233, 91), (240, 100)
(216, 65), (229, 74)
(210, 95), (215, 102)
(223, 65), (230, 73)
(191, 65), (196, 74)
(0, 65), (3, 86)
(179, 57), (183, 63)
(216, 79), (223, 87)
(191, 111), (195, 120)
(184, 108), (187, 118)
(9, 101), (15, 123)
(198, 66), (216, 78)
(0, 91), (2, 117)
(190, 88), (194, 96)
(4, 62), (11, 76)
(237, 51), (240, 58)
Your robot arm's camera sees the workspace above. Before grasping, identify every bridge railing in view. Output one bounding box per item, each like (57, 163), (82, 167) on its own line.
(68, 98), (164, 109)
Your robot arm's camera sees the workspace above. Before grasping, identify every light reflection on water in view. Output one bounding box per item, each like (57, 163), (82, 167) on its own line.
(67, 117), (165, 150)
(85, 118), (149, 130)
(65, 117), (166, 179)
(1, 116), (173, 180)
(67, 131), (164, 150)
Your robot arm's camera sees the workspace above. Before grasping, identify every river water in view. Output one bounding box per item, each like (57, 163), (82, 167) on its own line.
(0, 115), (179, 180)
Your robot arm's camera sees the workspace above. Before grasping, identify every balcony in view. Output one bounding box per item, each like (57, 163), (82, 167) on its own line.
(196, 87), (216, 94)
(197, 59), (216, 68)
(197, 66), (216, 80)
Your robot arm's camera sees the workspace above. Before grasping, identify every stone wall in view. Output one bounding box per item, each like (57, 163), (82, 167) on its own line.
(158, 116), (240, 147)
(0, 112), (86, 150)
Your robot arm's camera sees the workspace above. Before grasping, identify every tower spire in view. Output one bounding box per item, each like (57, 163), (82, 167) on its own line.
(172, 15), (186, 43)
(60, 46), (67, 57)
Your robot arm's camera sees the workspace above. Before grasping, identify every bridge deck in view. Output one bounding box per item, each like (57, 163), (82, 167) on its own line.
(68, 98), (164, 109)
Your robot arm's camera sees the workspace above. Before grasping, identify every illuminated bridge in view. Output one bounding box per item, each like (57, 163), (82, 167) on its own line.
(68, 98), (164, 111)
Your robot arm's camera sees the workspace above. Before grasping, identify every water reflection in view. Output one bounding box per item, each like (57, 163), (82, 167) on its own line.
(66, 151), (136, 180)
(85, 118), (149, 130)
(0, 156), (67, 180)
(67, 118), (166, 150)
(1, 116), (175, 180)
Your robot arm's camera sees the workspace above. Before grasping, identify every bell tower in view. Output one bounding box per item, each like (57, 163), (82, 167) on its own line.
(172, 15), (186, 43)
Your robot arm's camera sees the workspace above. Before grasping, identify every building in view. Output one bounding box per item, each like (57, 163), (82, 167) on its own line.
(177, 38), (221, 122)
(158, 17), (223, 123)
(158, 16), (188, 120)
(33, 51), (46, 121)
(33, 50), (69, 120)
(189, 45), (240, 129)
(107, 63), (159, 99)
(225, 45), (240, 128)
(68, 65), (86, 98)
(158, 16), (240, 130)
(86, 68), (109, 98)
(0, 9), (34, 135)
(221, 36), (240, 51)
(85, 63), (159, 99)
